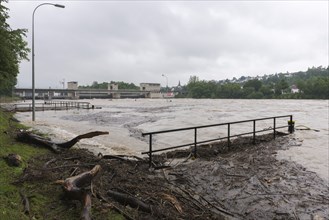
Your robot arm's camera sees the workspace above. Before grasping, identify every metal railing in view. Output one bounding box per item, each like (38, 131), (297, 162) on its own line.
(13, 101), (91, 112)
(142, 115), (293, 167)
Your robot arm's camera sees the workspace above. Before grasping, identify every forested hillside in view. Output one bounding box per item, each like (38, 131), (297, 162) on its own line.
(183, 66), (328, 99)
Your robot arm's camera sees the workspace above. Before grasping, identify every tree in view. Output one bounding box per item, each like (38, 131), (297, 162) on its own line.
(274, 79), (289, 96)
(244, 79), (262, 92)
(0, 0), (30, 96)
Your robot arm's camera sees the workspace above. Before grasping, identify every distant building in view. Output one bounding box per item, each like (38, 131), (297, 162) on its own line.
(108, 83), (118, 90)
(67, 81), (78, 99)
(140, 83), (162, 98)
(291, 85), (300, 93)
(67, 81), (78, 90)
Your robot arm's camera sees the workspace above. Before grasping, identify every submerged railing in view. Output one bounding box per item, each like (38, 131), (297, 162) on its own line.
(142, 115), (294, 167)
(13, 101), (91, 112)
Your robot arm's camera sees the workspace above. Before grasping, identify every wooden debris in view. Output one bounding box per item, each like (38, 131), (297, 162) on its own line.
(160, 193), (183, 213)
(16, 130), (109, 153)
(107, 189), (152, 213)
(19, 191), (30, 215)
(61, 165), (101, 220)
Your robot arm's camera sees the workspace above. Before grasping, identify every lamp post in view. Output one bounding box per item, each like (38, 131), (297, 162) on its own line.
(32, 3), (65, 121)
(162, 73), (168, 89)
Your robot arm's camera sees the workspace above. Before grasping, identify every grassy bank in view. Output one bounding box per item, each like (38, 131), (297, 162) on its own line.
(0, 108), (48, 219)
(0, 108), (122, 219)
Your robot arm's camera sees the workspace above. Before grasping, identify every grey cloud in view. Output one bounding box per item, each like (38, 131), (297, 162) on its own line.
(6, 1), (328, 88)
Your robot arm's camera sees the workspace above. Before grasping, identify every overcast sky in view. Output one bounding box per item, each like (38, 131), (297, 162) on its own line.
(6, 0), (329, 88)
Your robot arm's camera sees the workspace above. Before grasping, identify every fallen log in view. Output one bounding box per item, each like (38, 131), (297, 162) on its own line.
(16, 130), (109, 153)
(58, 165), (101, 220)
(19, 191), (30, 216)
(107, 189), (152, 213)
(98, 153), (144, 161)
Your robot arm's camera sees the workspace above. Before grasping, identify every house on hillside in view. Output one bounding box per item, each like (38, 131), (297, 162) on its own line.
(291, 85), (300, 93)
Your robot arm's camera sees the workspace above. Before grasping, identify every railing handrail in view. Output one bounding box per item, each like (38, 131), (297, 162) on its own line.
(142, 115), (292, 136)
(141, 115), (294, 167)
(13, 101), (92, 112)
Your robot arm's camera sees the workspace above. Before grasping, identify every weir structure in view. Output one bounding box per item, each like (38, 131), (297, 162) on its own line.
(14, 82), (163, 100)
(142, 115), (294, 167)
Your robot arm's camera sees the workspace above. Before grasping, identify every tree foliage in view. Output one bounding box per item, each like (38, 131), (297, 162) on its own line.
(184, 66), (328, 99)
(0, 0), (30, 95)
(79, 81), (139, 90)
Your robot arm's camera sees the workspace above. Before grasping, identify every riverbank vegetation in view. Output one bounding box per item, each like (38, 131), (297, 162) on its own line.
(0, 109), (122, 219)
(79, 81), (139, 90)
(0, 108), (47, 219)
(78, 66), (328, 100)
(182, 66), (329, 99)
(0, 0), (29, 96)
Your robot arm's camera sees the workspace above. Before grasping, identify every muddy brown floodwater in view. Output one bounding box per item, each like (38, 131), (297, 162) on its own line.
(18, 132), (328, 219)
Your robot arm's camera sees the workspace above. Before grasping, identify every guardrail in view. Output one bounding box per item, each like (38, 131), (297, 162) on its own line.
(13, 101), (91, 112)
(142, 115), (294, 167)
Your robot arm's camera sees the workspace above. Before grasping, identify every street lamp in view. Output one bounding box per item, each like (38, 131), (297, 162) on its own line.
(162, 74), (168, 89)
(32, 3), (65, 121)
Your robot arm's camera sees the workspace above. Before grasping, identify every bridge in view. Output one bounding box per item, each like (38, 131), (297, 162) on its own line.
(14, 87), (156, 99)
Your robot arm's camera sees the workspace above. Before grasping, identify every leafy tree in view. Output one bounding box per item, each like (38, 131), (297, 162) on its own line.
(0, 0), (29, 95)
(244, 79), (262, 92)
(218, 83), (242, 98)
(303, 76), (329, 99)
(79, 81), (139, 90)
(274, 79), (289, 96)
(259, 85), (274, 98)
(111, 81), (139, 90)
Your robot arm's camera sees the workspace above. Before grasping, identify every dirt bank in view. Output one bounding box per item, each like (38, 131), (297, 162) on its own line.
(16, 133), (328, 219)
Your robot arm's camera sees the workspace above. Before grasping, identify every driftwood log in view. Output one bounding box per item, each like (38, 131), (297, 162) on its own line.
(107, 190), (152, 213)
(16, 131), (109, 153)
(56, 165), (101, 220)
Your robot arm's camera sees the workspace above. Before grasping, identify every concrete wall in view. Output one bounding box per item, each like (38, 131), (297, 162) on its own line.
(67, 81), (79, 99)
(108, 83), (119, 90)
(140, 83), (162, 98)
(67, 81), (78, 90)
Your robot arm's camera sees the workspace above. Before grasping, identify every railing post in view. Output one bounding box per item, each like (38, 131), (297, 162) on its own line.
(273, 117), (276, 139)
(253, 120), (256, 144)
(227, 123), (230, 148)
(194, 128), (197, 158)
(288, 115), (295, 133)
(149, 134), (153, 167)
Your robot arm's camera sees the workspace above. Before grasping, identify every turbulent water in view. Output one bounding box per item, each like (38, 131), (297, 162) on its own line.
(15, 99), (328, 183)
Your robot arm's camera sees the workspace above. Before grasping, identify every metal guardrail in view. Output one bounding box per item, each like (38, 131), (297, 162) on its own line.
(13, 101), (91, 112)
(142, 115), (294, 167)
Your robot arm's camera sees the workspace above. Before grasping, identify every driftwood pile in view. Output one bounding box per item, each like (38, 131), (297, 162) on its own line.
(13, 131), (329, 219)
(14, 130), (231, 219)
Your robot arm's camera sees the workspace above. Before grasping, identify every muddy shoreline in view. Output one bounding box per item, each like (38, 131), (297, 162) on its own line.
(16, 132), (329, 219)
(165, 134), (329, 219)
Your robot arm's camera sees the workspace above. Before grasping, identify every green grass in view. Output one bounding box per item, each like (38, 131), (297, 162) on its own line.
(0, 109), (123, 220)
(0, 108), (48, 219)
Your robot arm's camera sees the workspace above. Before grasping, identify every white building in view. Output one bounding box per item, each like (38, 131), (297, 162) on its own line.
(291, 85), (300, 93)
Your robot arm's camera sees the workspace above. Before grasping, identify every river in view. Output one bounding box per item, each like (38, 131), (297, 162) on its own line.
(15, 99), (328, 183)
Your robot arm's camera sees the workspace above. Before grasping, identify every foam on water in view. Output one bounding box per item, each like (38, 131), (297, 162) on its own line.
(15, 99), (328, 182)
